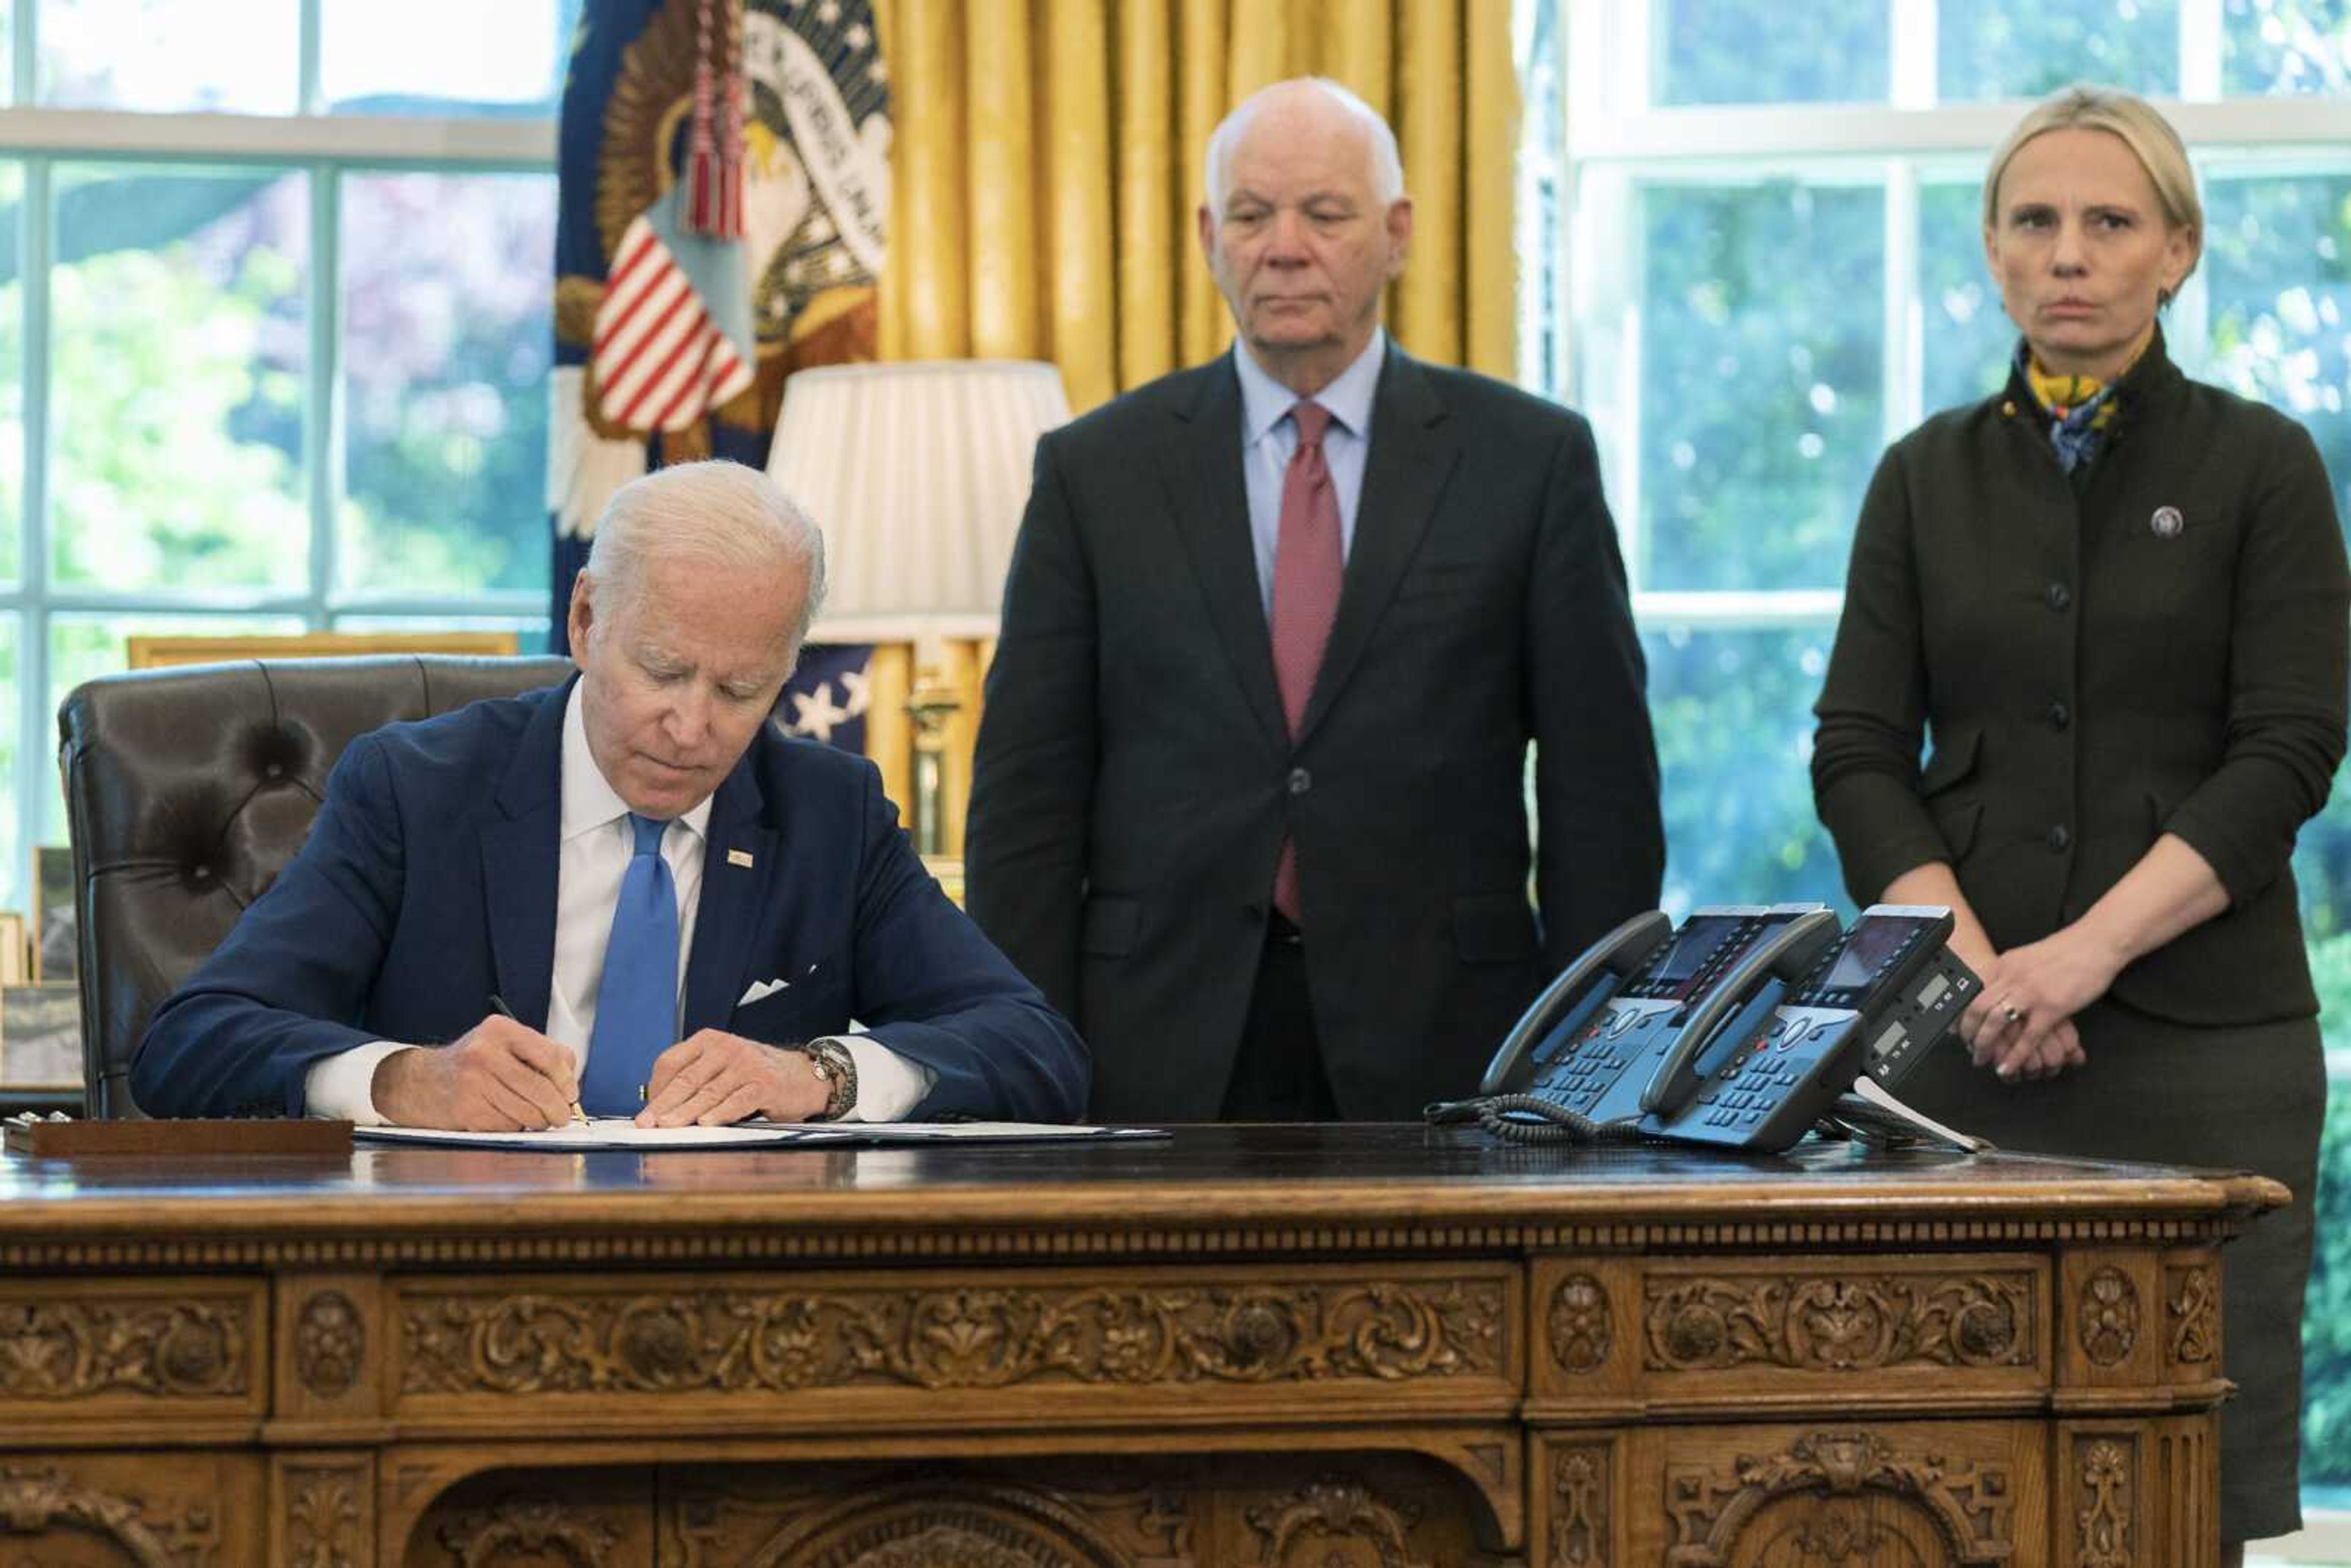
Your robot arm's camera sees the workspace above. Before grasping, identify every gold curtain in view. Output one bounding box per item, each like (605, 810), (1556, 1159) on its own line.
(870, 0), (1519, 415)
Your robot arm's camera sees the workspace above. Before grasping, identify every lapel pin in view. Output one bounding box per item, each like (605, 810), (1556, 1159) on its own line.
(2150, 505), (2184, 540)
(726, 848), (754, 868)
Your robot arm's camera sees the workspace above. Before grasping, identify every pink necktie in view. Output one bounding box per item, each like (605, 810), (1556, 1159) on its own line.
(1270, 400), (1341, 923)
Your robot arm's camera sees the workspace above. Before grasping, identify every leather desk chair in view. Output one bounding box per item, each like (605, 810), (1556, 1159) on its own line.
(56, 655), (575, 1118)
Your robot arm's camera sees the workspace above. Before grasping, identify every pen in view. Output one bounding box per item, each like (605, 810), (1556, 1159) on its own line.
(488, 993), (585, 1125)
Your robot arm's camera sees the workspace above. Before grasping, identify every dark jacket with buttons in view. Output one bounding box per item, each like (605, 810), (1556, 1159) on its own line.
(1813, 331), (2349, 1025)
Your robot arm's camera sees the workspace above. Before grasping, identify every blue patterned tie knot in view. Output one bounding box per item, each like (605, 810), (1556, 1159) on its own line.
(580, 812), (680, 1115)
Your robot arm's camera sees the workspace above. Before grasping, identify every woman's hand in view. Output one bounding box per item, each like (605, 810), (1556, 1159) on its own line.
(1974, 1010), (2088, 1081)
(1971, 926), (2118, 1079)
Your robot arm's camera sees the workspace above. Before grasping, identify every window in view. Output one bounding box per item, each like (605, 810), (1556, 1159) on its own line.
(1521, 0), (2351, 1520)
(0, 0), (575, 914)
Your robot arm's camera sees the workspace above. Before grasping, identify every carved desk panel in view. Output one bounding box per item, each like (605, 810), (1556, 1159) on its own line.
(0, 1125), (2278, 1567)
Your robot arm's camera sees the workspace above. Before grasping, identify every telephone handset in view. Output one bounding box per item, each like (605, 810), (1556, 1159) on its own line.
(1632, 904), (1981, 1150)
(1477, 909), (1672, 1097)
(1637, 908), (1842, 1118)
(1470, 902), (1831, 1128)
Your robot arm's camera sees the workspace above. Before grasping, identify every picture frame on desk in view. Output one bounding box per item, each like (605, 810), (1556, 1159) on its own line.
(29, 846), (73, 985)
(0, 983), (81, 1092)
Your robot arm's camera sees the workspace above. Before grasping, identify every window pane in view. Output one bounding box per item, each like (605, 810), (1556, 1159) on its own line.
(2201, 171), (2351, 546)
(0, 162), (23, 589)
(1644, 625), (1850, 919)
(39, 0), (298, 113)
(1938, 0), (2180, 102)
(338, 171), (555, 600)
(1920, 180), (2020, 419)
(1656, 0), (1888, 106)
(2224, 0), (2351, 95)
(42, 612), (303, 843)
(1639, 181), (1885, 591)
(321, 0), (582, 116)
(49, 165), (309, 594)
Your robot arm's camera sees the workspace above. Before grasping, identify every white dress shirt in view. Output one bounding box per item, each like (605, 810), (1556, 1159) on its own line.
(305, 685), (931, 1124)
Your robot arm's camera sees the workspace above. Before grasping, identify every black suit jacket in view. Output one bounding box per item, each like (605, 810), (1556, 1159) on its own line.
(1813, 334), (2349, 1024)
(967, 342), (1664, 1120)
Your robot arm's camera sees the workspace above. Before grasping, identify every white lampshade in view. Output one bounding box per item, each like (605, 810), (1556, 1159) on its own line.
(768, 359), (1071, 638)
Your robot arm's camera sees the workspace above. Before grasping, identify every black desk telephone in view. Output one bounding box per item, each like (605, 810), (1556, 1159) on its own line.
(1456, 902), (1982, 1153)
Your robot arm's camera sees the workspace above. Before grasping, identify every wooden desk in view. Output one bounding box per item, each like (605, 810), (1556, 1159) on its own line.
(0, 1125), (2279, 1567)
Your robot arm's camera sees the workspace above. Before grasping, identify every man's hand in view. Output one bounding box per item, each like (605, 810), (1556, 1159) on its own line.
(639, 1030), (831, 1127)
(372, 1016), (579, 1130)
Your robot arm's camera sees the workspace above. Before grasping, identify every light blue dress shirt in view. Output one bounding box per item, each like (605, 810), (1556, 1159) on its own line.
(1233, 328), (1386, 618)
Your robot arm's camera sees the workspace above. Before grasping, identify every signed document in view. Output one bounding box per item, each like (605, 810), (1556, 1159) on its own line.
(352, 1120), (1164, 1152)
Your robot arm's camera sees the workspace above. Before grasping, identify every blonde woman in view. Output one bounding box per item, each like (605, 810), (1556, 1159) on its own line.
(1813, 84), (2348, 1556)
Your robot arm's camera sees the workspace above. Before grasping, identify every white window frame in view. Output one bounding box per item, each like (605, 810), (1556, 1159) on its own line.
(0, 0), (560, 893)
(1554, 0), (2351, 632)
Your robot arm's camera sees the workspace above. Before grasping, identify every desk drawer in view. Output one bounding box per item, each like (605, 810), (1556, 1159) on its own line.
(1529, 1253), (2051, 1412)
(0, 1275), (265, 1433)
(388, 1260), (1520, 1432)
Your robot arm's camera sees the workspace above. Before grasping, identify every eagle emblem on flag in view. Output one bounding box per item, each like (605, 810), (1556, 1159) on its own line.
(549, 0), (890, 642)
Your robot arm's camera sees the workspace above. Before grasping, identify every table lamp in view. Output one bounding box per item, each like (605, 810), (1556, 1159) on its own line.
(768, 359), (1071, 853)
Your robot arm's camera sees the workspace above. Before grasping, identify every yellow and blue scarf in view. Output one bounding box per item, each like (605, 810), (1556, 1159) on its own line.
(2017, 329), (2151, 473)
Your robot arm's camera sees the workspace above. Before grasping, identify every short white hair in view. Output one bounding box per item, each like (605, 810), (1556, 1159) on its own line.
(1204, 77), (1405, 213)
(584, 460), (828, 651)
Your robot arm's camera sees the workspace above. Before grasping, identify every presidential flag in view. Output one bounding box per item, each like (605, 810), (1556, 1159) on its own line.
(549, 0), (890, 653)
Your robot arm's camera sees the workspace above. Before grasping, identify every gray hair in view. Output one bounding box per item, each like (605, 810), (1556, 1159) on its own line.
(1983, 83), (2203, 299)
(1204, 77), (1405, 213)
(584, 459), (828, 653)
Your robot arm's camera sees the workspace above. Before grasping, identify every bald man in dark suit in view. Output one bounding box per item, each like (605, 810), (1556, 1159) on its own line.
(966, 78), (1663, 1122)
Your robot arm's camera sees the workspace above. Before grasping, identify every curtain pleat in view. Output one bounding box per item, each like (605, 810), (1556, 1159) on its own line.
(877, 0), (1515, 411)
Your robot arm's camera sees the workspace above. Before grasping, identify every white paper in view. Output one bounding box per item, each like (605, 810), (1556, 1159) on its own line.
(353, 1119), (1162, 1151)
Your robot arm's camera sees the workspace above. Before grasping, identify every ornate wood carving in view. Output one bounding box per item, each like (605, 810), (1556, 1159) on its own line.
(1642, 1272), (2032, 1372)
(1549, 1275), (1613, 1373)
(435, 1495), (621, 1567)
(400, 1278), (1505, 1397)
(1664, 1431), (2014, 1566)
(282, 1460), (366, 1568)
(0, 1462), (222, 1566)
(1548, 1444), (1610, 1567)
(2078, 1270), (2141, 1367)
(2074, 1438), (2135, 1568)
(0, 1297), (248, 1400)
(1244, 1474), (1430, 1568)
(294, 1291), (364, 1398)
(2164, 1267), (2218, 1368)
(670, 1476), (1161, 1568)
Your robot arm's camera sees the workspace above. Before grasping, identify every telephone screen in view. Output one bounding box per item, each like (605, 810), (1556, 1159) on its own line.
(1820, 915), (1927, 991)
(1649, 915), (1744, 996)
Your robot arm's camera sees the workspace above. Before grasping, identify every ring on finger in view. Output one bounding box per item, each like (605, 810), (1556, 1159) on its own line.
(2000, 1003), (2023, 1024)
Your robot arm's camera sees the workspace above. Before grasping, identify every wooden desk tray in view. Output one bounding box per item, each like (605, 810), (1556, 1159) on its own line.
(3, 1118), (354, 1156)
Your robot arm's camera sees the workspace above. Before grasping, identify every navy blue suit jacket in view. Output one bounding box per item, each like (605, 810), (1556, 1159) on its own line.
(132, 678), (1089, 1121)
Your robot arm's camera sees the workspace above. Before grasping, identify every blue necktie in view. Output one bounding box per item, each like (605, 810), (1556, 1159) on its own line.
(580, 813), (679, 1115)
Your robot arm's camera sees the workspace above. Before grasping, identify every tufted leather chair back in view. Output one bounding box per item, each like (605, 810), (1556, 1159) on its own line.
(58, 655), (576, 1117)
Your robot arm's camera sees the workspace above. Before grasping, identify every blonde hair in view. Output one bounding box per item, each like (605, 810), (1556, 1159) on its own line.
(1982, 83), (2203, 298)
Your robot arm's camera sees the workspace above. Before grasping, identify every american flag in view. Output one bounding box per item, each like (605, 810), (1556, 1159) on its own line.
(590, 184), (757, 433)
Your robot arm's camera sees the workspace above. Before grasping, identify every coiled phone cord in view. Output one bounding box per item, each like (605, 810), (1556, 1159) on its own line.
(1423, 1093), (1658, 1145)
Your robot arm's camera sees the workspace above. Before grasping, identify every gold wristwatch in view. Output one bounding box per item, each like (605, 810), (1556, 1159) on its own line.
(797, 1038), (857, 1122)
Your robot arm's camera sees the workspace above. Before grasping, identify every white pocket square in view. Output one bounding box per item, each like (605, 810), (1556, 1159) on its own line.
(737, 977), (790, 1006)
